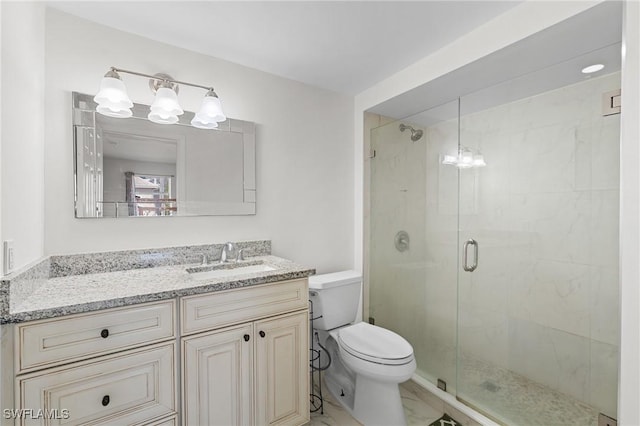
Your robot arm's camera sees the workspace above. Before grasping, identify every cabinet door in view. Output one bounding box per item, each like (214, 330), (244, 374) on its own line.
(182, 324), (253, 426)
(255, 311), (309, 426)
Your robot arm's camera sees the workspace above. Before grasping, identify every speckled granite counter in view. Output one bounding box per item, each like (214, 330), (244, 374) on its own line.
(0, 241), (315, 323)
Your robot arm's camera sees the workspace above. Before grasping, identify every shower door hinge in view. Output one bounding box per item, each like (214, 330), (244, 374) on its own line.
(369, 149), (376, 159)
(602, 89), (621, 116)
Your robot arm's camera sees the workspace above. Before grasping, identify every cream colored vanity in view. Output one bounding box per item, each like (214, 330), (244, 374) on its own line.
(2, 273), (310, 426)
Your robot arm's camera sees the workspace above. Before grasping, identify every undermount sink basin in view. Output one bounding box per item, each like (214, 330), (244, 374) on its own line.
(187, 261), (277, 281)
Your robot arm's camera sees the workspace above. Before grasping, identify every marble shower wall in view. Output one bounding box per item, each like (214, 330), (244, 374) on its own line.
(454, 72), (620, 417)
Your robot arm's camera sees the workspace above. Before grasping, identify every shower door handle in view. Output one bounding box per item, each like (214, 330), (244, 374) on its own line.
(463, 239), (478, 272)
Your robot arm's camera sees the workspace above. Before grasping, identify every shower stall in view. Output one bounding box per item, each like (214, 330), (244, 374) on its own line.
(366, 5), (621, 424)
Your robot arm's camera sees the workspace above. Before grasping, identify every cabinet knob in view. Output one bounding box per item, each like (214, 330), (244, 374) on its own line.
(101, 395), (110, 406)
(259, 330), (266, 338)
(100, 329), (109, 339)
(243, 334), (250, 342)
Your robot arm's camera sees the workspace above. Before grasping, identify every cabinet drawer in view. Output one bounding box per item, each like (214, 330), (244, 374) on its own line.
(17, 300), (176, 373)
(181, 279), (308, 335)
(17, 342), (177, 426)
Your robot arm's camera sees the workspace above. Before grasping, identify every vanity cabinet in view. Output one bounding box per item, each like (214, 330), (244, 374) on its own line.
(4, 277), (309, 426)
(11, 300), (178, 426)
(181, 278), (310, 426)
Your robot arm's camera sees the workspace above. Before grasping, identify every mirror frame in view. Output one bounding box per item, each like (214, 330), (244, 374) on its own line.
(72, 92), (256, 218)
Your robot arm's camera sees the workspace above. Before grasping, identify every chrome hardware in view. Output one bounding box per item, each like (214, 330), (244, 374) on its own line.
(100, 329), (109, 339)
(236, 249), (245, 262)
(220, 242), (236, 263)
(463, 239), (478, 272)
(395, 231), (410, 252)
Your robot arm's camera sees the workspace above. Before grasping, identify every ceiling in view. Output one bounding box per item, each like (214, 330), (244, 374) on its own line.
(371, 0), (623, 121)
(47, 1), (521, 95)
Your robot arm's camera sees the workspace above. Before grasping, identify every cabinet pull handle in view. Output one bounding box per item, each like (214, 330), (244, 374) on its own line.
(259, 330), (266, 338)
(101, 395), (110, 406)
(243, 334), (250, 342)
(100, 329), (109, 339)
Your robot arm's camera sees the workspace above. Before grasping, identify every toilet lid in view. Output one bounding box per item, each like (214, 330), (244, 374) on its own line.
(338, 322), (414, 365)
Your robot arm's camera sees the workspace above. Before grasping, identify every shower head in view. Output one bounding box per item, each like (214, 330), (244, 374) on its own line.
(399, 123), (424, 142)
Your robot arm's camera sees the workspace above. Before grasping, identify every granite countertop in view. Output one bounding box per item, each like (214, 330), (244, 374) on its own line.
(0, 241), (315, 324)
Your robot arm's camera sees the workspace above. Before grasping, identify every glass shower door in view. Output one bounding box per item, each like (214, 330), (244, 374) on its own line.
(455, 68), (621, 424)
(368, 100), (460, 393)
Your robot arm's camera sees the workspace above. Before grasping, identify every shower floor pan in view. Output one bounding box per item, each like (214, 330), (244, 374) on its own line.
(458, 356), (601, 426)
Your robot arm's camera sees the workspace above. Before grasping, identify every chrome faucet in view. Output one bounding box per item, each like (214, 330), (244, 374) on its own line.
(236, 248), (245, 262)
(219, 242), (236, 263)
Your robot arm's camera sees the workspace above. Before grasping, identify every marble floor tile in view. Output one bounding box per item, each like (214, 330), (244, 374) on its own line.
(307, 380), (443, 426)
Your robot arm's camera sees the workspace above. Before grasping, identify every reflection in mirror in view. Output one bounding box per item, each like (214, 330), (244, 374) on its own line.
(73, 92), (256, 218)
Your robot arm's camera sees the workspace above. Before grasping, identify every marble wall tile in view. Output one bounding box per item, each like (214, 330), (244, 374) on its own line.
(510, 191), (592, 264)
(528, 259), (591, 337)
(590, 266), (620, 345)
(508, 124), (579, 194)
(590, 189), (620, 268)
(591, 117), (621, 191)
(508, 318), (591, 403)
(590, 340), (619, 418)
(458, 307), (509, 367)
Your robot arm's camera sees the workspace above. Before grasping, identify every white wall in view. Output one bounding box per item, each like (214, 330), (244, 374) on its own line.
(1, 2), (45, 274)
(618, 1), (640, 423)
(44, 9), (354, 273)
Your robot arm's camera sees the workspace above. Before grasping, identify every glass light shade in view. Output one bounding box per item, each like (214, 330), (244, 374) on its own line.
(473, 155), (487, 167)
(150, 87), (183, 116)
(148, 110), (179, 125)
(94, 76), (133, 105)
(191, 114), (219, 129)
(97, 103), (133, 118)
(460, 150), (473, 165)
(195, 94), (226, 123)
(442, 154), (457, 166)
(94, 76), (133, 118)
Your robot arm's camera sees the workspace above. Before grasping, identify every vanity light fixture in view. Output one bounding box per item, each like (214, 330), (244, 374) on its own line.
(94, 67), (226, 129)
(442, 147), (486, 169)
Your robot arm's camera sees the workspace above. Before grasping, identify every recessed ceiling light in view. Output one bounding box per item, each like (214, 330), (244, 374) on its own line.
(581, 64), (605, 74)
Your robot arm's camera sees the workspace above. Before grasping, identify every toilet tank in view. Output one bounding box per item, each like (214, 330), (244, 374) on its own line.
(308, 270), (361, 330)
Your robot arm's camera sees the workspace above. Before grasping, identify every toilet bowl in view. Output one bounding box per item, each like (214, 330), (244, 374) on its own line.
(309, 271), (416, 426)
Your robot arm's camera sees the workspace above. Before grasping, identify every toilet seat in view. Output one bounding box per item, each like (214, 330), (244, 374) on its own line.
(337, 322), (414, 365)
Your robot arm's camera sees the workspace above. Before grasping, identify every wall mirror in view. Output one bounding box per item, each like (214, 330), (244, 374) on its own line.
(72, 92), (256, 218)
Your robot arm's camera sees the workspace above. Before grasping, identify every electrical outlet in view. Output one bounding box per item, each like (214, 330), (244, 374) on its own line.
(3, 240), (15, 275)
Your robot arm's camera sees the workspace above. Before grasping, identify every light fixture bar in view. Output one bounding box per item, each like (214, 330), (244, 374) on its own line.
(110, 67), (215, 92)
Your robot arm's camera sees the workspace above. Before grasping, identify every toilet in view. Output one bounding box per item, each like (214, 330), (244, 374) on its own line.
(309, 271), (416, 426)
